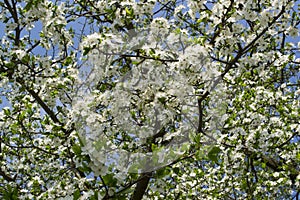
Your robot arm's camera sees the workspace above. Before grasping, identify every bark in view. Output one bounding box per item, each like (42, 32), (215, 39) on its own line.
(130, 172), (152, 200)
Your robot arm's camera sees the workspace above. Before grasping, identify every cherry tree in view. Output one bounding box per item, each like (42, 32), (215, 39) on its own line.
(0, 0), (299, 199)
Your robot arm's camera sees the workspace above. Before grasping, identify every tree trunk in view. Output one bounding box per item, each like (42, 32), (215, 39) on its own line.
(130, 172), (152, 200)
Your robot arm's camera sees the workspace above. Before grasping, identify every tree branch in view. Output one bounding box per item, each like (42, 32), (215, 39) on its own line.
(130, 172), (152, 200)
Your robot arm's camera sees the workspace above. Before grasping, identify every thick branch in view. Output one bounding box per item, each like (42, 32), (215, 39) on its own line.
(130, 172), (152, 200)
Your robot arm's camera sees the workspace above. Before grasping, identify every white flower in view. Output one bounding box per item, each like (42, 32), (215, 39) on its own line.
(15, 49), (26, 59)
(80, 190), (94, 200)
(260, 10), (272, 26)
(150, 17), (170, 36)
(58, 195), (73, 200)
(81, 33), (101, 49)
(243, 10), (257, 21)
(273, 172), (280, 177)
(287, 27), (298, 37)
(174, 5), (186, 15)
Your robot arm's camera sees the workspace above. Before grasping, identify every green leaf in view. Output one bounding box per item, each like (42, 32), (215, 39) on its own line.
(21, 54), (30, 63)
(83, 47), (91, 56)
(72, 144), (82, 155)
(296, 153), (300, 160)
(149, 48), (156, 56)
(125, 7), (134, 17)
(40, 32), (45, 38)
(193, 134), (201, 144)
(93, 191), (99, 200)
(173, 167), (180, 175)
(208, 146), (221, 162)
(151, 143), (158, 151)
(157, 97), (166, 104)
(4, 108), (10, 116)
(102, 173), (117, 187)
(64, 56), (73, 66)
(73, 189), (81, 200)
(2, 185), (18, 200)
(156, 167), (171, 178)
(24, 1), (33, 11)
